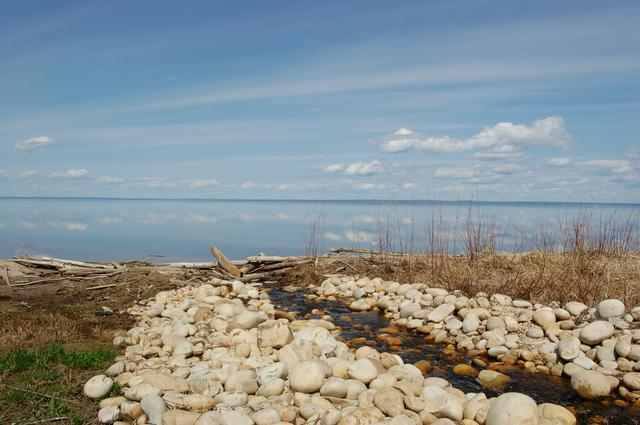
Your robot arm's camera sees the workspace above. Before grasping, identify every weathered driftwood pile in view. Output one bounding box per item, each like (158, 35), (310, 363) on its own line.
(0, 245), (321, 291)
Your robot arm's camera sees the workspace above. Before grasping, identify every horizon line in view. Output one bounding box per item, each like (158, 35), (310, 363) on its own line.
(0, 195), (639, 207)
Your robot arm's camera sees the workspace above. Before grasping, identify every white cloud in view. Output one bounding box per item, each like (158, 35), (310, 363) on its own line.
(240, 181), (256, 189)
(186, 179), (218, 188)
(394, 128), (415, 136)
(141, 177), (178, 188)
(95, 176), (125, 185)
(580, 160), (633, 173)
(402, 182), (417, 189)
(380, 137), (420, 153)
(323, 164), (344, 173)
(380, 116), (570, 154)
(18, 170), (40, 178)
(51, 168), (89, 178)
(549, 157), (571, 166)
(491, 164), (519, 175)
(49, 221), (88, 231)
(351, 182), (385, 190)
(324, 232), (342, 241)
(344, 160), (382, 176)
(95, 216), (123, 225)
(16, 136), (55, 152)
(434, 168), (476, 179)
(184, 213), (217, 224)
(344, 230), (377, 245)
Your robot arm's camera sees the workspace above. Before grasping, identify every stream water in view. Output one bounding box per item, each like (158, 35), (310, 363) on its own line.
(265, 284), (640, 425)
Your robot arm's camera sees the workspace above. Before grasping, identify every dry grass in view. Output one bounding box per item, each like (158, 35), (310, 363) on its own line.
(287, 251), (640, 307)
(300, 205), (640, 306)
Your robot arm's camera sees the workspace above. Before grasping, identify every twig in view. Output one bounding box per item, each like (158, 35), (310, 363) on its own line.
(86, 283), (116, 291)
(13, 416), (69, 425)
(1, 384), (83, 405)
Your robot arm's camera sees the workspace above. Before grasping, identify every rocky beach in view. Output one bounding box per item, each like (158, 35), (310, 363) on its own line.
(70, 254), (639, 425)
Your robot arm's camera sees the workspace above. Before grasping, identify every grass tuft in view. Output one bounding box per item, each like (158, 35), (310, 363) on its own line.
(0, 343), (116, 373)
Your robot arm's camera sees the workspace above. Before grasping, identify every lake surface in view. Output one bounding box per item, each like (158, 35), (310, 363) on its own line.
(0, 197), (638, 262)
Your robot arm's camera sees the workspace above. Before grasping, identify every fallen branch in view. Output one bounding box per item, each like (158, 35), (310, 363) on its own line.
(1, 266), (11, 286)
(210, 246), (241, 278)
(238, 267), (292, 282)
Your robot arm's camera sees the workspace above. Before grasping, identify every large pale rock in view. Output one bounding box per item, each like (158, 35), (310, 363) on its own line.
(141, 394), (166, 425)
(225, 369), (258, 394)
(257, 362), (288, 385)
(622, 372), (640, 390)
(533, 309), (556, 327)
(256, 378), (285, 397)
(194, 411), (253, 425)
(320, 378), (348, 398)
(163, 393), (215, 412)
(84, 375), (114, 399)
(139, 370), (190, 393)
(579, 321), (614, 345)
(558, 336), (581, 361)
(98, 406), (120, 424)
(162, 409), (201, 425)
(253, 408), (280, 425)
(347, 358), (380, 384)
(257, 320), (293, 348)
(226, 310), (266, 331)
(349, 300), (370, 311)
(597, 299), (625, 318)
(565, 301), (588, 316)
(428, 304), (455, 323)
(421, 386), (463, 422)
(486, 392), (538, 425)
(571, 370), (611, 399)
(537, 403), (576, 425)
(289, 360), (325, 393)
(294, 326), (337, 355)
(373, 388), (405, 416)
(462, 313), (480, 333)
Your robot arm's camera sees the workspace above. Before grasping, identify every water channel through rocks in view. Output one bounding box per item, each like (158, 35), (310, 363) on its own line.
(265, 283), (640, 425)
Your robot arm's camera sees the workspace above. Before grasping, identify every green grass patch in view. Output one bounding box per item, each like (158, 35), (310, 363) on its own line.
(0, 342), (116, 373)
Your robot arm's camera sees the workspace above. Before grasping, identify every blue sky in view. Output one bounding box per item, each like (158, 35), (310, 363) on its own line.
(0, 0), (638, 202)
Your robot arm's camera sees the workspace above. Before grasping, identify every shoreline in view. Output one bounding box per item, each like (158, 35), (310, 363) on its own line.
(1, 252), (639, 424)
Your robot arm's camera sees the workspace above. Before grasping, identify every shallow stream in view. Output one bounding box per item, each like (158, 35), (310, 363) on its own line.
(266, 284), (640, 425)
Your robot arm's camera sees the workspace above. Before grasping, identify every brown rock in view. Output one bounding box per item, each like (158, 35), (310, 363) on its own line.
(453, 364), (479, 377)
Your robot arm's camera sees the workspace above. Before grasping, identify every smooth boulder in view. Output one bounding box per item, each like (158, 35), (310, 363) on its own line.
(486, 392), (538, 425)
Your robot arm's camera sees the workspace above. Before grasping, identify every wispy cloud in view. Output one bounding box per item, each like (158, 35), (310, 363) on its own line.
(344, 160), (382, 176)
(94, 175), (125, 185)
(18, 170), (40, 178)
(15, 136), (54, 152)
(323, 164), (343, 174)
(549, 157), (571, 166)
(580, 159), (634, 173)
(186, 179), (218, 188)
(51, 168), (89, 178)
(380, 117), (570, 154)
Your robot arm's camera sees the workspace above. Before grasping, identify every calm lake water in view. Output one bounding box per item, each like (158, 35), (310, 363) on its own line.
(0, 197), (638, 262)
